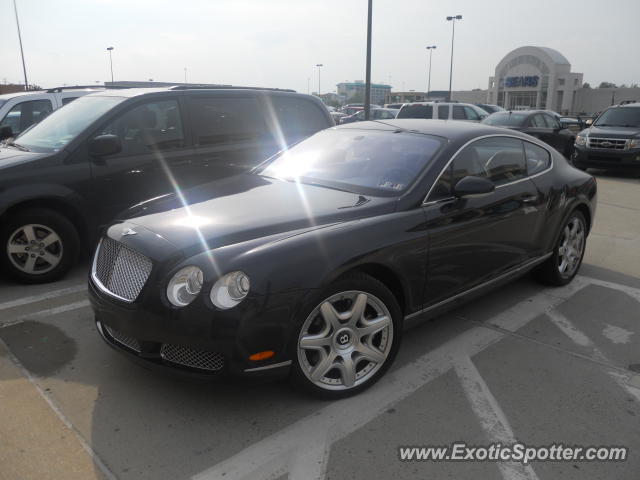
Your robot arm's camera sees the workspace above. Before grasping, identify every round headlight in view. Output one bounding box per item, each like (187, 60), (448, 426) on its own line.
(210, 271), (250, 309)
(167, 266), (203, 307)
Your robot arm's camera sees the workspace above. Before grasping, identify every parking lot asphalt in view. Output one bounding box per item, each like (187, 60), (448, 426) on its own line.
(0, 169), (639, 480)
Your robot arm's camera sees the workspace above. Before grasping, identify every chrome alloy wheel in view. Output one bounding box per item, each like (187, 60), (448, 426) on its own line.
(557, 216), (585, 278)
(7, 224), (63, 275)
(297, 290), (393, 391)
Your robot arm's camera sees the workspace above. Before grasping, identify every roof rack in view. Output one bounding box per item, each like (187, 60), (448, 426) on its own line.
(45, 85), (126, 93)
(619, 100), (638, 105)
(168, 85), (296, 93)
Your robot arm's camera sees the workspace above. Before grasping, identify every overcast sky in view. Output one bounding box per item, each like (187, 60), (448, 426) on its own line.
(1, 0), (639, 93)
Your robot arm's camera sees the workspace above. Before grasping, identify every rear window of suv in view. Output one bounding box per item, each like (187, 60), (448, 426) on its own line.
(397, 104), (433, 119)
(263, 96), (329, 143)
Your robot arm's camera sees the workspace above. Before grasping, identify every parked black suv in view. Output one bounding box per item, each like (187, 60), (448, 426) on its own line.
(0, 86), (333, 283)
(573, 102), (640, 170)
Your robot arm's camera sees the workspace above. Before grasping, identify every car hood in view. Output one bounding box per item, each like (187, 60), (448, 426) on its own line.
(121, 173), (397, 254)
(585, 125), (640, 138)
(0, 146), (49, 169)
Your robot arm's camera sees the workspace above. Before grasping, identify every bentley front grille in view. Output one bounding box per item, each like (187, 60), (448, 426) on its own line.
(93, 237), (152, 302)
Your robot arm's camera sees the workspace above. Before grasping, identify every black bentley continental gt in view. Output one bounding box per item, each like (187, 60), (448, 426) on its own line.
(89, 119), (597, 398)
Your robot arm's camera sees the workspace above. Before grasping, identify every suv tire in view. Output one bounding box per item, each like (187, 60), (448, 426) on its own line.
(1, 208), (80, 284)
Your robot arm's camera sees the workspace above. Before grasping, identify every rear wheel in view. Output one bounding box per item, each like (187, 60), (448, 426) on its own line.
(290, 273), (402, 398)
(1, 208), (80, 283)
(533, 210), (587, 286)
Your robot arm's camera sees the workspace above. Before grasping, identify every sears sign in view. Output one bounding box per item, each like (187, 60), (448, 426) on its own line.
(505, 75), (539, 88)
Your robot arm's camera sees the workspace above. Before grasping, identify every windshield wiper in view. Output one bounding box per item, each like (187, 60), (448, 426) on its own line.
(7, 141), (29, 152)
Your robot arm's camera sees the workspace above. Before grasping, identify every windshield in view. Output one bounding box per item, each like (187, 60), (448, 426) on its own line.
(256, 128), (443, 196)
(594, 107), (640, 127)
(482, 112), (527, 126)
(14, 95), (126, 152)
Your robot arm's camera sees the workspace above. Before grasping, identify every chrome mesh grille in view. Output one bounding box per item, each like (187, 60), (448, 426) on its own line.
(160, 344), (224, 371)
(587, 137), (628, 150)
(93, 237), (152, 302)
(104, 325), (141, 353)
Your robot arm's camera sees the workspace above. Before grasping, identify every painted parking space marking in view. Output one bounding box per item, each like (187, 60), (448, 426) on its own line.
(0, 300), (91, 328)
(0, 284), (86, 311)
(194, 287), (571, 480)
(454, 355), (539, 480)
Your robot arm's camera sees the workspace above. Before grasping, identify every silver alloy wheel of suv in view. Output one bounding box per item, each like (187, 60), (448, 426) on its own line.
(7, 223), (64, 274)
(297, 290), (394, 391)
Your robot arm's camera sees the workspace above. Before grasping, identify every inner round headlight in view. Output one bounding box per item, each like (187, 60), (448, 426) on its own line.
(210, 271), (250, 309)
(167, 266), (203, 307)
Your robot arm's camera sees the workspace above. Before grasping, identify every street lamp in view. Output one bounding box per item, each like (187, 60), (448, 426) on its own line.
(425, 45), (436, 99)
(315, 64), (323, 96)
(364, 0), (373, 120)
(446, 15), (462, 102)
(12, 0), (29, 91)
(106, 47), (115, 83)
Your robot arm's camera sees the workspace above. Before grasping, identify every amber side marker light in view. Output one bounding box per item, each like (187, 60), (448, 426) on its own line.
(249, 351), (275, 361)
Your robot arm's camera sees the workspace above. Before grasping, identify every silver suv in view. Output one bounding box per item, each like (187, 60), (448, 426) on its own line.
(0, 86), (104, 139)
(397, 102), (489, 122)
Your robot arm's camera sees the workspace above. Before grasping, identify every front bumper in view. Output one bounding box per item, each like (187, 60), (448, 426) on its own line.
(574, 146), (640, 168)
(89, 277), (308, 381)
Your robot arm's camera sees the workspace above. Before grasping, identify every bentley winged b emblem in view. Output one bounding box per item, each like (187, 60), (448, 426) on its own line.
(122, 228), (137, 236)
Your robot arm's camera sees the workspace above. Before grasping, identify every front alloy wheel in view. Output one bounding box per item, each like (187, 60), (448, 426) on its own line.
(291, 274), (401, 398)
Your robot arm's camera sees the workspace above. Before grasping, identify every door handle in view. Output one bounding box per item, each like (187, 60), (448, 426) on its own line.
(522, 195), (538, 204)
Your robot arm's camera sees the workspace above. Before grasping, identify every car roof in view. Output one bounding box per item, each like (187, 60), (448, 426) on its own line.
(81, 86), (300, 99)
(0, 88), (104, 100)
(335, 119), (531, 139)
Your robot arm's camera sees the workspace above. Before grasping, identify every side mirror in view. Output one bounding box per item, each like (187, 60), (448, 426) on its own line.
(453, 175), (495, 198)
(0, 126), (14, 141)
(89, 134), (122, 157)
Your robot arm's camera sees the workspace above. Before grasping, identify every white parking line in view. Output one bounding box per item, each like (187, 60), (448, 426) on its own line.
(455, 356), (539, 480)
(0, 300), (91, 328)
(546, 281), (640, 402)
(0, 284), (86, 311)
(193, 287), (570, 480)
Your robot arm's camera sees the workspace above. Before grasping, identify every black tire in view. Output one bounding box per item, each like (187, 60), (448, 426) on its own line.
(0, 208), (80, 284)
(289, 273), (403, 399)
(533, 210), (587, 286)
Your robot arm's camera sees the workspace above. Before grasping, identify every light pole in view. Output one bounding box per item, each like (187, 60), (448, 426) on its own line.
(184, 67), (187, 83)
(364, 0), (372, 119)
(12, 0), (29, 91)
(107, 47), (114, 83)
(425, 45), (436, 99)
(446, 15), (462, 102)
(307, 77), (310, 95)
(315, 64), (323, 96)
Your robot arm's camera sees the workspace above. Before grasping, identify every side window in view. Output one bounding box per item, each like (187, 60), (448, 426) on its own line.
(524, 142), (551, 175)
(427, 163), (453, 201)
(0, 99), (53, 135)
(453, 137), (526, 186)
(463, 106), (480, 121)
(61, 97), (78, 105)
(530, 114), (546, 128)
(99, 99), (185, 155)
(543, 114), (560, 129)
(398, 104), (432, 119)
(188, 96), (265, 146)
(452, 105), (466, 120)
(355, 110), (366, 120)
(264, 96), (329, 143)
(437, 105), (449, 119)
